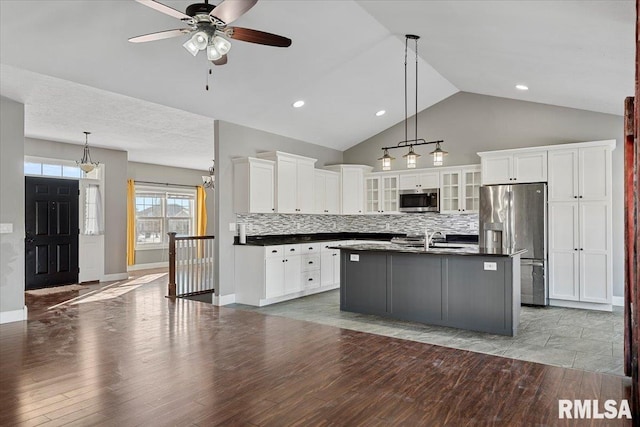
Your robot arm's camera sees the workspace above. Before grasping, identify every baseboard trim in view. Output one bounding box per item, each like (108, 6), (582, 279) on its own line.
(0, 306), (28, 324)
(127, 262), (168, 272)
(612, 296), (624, 307)
(101, 273), (129, 282)
(549, 299), (613, 312)
(213, 294), (235, 306)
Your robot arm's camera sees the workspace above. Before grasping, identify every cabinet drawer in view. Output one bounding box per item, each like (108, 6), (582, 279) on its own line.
(265, 246), (284, 259)
(284, 244), (300, 255)
(301, 242), (321, 254)
(301, 254), (320, 271)
(302, 270), (320, 289)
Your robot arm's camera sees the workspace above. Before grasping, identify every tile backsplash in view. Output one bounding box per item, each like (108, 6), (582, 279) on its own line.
(235, 213), (479, 237)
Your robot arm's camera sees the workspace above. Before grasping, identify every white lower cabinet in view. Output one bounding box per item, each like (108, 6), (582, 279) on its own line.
(235, 241), (342, 306)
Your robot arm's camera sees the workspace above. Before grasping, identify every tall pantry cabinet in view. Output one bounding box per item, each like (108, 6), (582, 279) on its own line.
(547, 141), (614, 308)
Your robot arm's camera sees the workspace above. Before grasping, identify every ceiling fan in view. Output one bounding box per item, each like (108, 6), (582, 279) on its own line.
(129, 0), (292, 65)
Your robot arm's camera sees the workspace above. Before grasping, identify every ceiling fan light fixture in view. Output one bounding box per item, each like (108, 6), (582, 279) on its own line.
(212, 36), (231, 55)
(206, 44), (223, 60)
(183, 39), (200, 56)
(192, 31), (209, 49)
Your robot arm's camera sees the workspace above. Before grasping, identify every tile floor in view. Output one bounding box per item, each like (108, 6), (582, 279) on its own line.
(229, 290), (624, 376)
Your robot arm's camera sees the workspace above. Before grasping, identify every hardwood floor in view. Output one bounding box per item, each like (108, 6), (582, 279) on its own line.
(0, 274), (632, 426)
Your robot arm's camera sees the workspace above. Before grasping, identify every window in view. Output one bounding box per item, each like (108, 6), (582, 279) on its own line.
(135, 187), (196, 248)
(83, 184), (103, 235)
(24, 156), (101, 179)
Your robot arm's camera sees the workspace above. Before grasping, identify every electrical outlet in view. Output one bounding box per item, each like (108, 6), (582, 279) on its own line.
(484, 262), (497, 271)
(350, 254), (360, 262)
(0, 223), (13, 234)
(229, 222), (236, 232)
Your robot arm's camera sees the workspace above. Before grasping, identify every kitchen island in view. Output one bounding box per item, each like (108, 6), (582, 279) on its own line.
(333, 243), (526, 336)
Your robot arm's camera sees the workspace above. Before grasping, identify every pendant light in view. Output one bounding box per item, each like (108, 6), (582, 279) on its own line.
(202, 160), (215, 189)
(379, 34), (447, 170)
(77, 131), (99, 173)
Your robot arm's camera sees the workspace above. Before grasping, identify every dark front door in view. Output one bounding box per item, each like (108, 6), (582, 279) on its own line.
(25, 177), (79, 289)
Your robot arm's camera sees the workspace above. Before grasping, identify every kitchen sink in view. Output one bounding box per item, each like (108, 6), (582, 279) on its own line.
(429, 244), (465, 249)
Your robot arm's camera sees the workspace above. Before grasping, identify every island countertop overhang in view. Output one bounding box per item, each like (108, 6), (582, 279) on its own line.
(329, 243), (526, 257)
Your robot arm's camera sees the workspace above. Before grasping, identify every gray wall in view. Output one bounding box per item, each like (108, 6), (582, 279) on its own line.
(128, 161), (215, 266)
(0, 97), (25, 316)
(214, 120), (344, 297)
(24, 137), (128, 276)
(344, 92), (625, 299)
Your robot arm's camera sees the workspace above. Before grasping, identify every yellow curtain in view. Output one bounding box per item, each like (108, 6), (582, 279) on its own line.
(196, 185), (207, 236)
(126, 179), (136, 266)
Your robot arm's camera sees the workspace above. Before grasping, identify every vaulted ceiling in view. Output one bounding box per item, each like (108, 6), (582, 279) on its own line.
(0, 1), (634, 170)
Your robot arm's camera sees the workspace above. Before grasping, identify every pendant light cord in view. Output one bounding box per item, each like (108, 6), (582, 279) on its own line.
(404, 36), (408, 144)
(414, 37), (418, 143)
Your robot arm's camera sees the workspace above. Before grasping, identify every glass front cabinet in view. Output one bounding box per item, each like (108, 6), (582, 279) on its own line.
(365, 174), (399, 214)
(440, 166), (481, 213)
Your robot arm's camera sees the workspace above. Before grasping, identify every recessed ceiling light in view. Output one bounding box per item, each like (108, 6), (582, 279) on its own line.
(375, 110), (386, 117)
(515, 84), (529, 91)
(292, 100), (305, 108)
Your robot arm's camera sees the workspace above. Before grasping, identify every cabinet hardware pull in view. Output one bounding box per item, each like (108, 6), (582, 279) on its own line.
(272, 250), (277, 253)
(579, 196), (583, 198)
(574, 248), (578, 251)
(308, 278), (313, 281)
(574, 196), (578, 199)
(308, 261), (313, 264)
(290, 249), (295, 251)
(580, 248), (583, 251)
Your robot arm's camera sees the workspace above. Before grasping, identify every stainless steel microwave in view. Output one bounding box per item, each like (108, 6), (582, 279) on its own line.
(399, 188), (440, 212)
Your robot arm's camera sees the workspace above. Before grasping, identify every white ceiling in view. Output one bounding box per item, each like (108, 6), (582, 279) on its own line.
(0, 0), (634, 170)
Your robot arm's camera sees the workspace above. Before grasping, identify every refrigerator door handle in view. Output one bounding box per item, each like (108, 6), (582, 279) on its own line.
(521, 259), (545, 267)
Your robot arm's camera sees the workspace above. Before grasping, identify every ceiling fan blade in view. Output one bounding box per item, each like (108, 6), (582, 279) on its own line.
(229, 27), (291, 47)
(129, 28), (190, 43)
(135, 0), (191, 20)
(212, 55), (228, 66)
(210, 0), (258, 25)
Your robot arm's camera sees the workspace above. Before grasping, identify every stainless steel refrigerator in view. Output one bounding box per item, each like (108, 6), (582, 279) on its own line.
(479, 183), (548, 306)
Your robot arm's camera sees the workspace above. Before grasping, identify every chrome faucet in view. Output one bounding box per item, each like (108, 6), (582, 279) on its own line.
(424, 230), (443, 250)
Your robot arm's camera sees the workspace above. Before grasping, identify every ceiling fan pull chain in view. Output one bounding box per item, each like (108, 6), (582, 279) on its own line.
(206, 68), (212, 91)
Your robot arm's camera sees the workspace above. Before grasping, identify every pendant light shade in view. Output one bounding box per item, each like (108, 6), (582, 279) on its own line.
(429, 142), (448, 166)
(202, 160), (215, 189)
(378, 149), (395, 171)
(403, 146), (421, 169)
(77, 132), (99, 173)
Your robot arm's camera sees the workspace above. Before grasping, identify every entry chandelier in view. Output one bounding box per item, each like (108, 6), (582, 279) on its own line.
(202, 160), (215, 189)
(379, 34), (447, 171)
(77, 131), (99, 173)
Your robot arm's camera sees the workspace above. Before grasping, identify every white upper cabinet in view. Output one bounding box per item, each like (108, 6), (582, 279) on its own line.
(548, 144), (611, 202)
(479, 150), (547, 185)
(440, 165), (481, 213)
(314, 169), (340, 214)
(365, 173), (399, 214)
(398, 171), (440, 190)
(233, 157), (275, 214)
(324, 165), (373, 215)
(257, 151), (317, 214)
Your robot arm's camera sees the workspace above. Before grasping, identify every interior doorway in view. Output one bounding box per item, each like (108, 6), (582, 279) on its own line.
(25, 176), (79, 289)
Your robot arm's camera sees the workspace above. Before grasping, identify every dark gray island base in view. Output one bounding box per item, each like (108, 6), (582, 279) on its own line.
(333, 243), (526, 336)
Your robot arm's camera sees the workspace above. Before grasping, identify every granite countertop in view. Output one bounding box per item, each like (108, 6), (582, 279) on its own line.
(235, 232), (404, 246)
(330, 242), (527, 258)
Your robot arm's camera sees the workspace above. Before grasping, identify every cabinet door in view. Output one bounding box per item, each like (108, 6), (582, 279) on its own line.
(342, 168), (364, 214)
(283, 255), (302, 294)
(321, 250), (335, 287)
(276, 157), (297, 213)
(548, 149), (578, 201)
(399, 174), (420, 190)
(381, 175), (399, 213)
(579, 146), (609, 201)
(579, 201), (610, 303)
(462, 169), (481, 212)
(419, 172), (440, 189)
(313, 172), (326, 214)
(265, 257), (285, 299)
(365, 177), (380, 214)
(513, 151), (547, 183)
(481, 155), (512, 185)
(333, 250), (341, 285)
(249, 161), (275, 213)
(548, 202), (579, 301)
(325, 172), (340, 214)
(440, 170), (460, 213)
(296, 160), (315, 213)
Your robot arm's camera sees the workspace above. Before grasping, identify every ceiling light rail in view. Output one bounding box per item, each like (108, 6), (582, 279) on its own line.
(379, 34), (447, 170)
